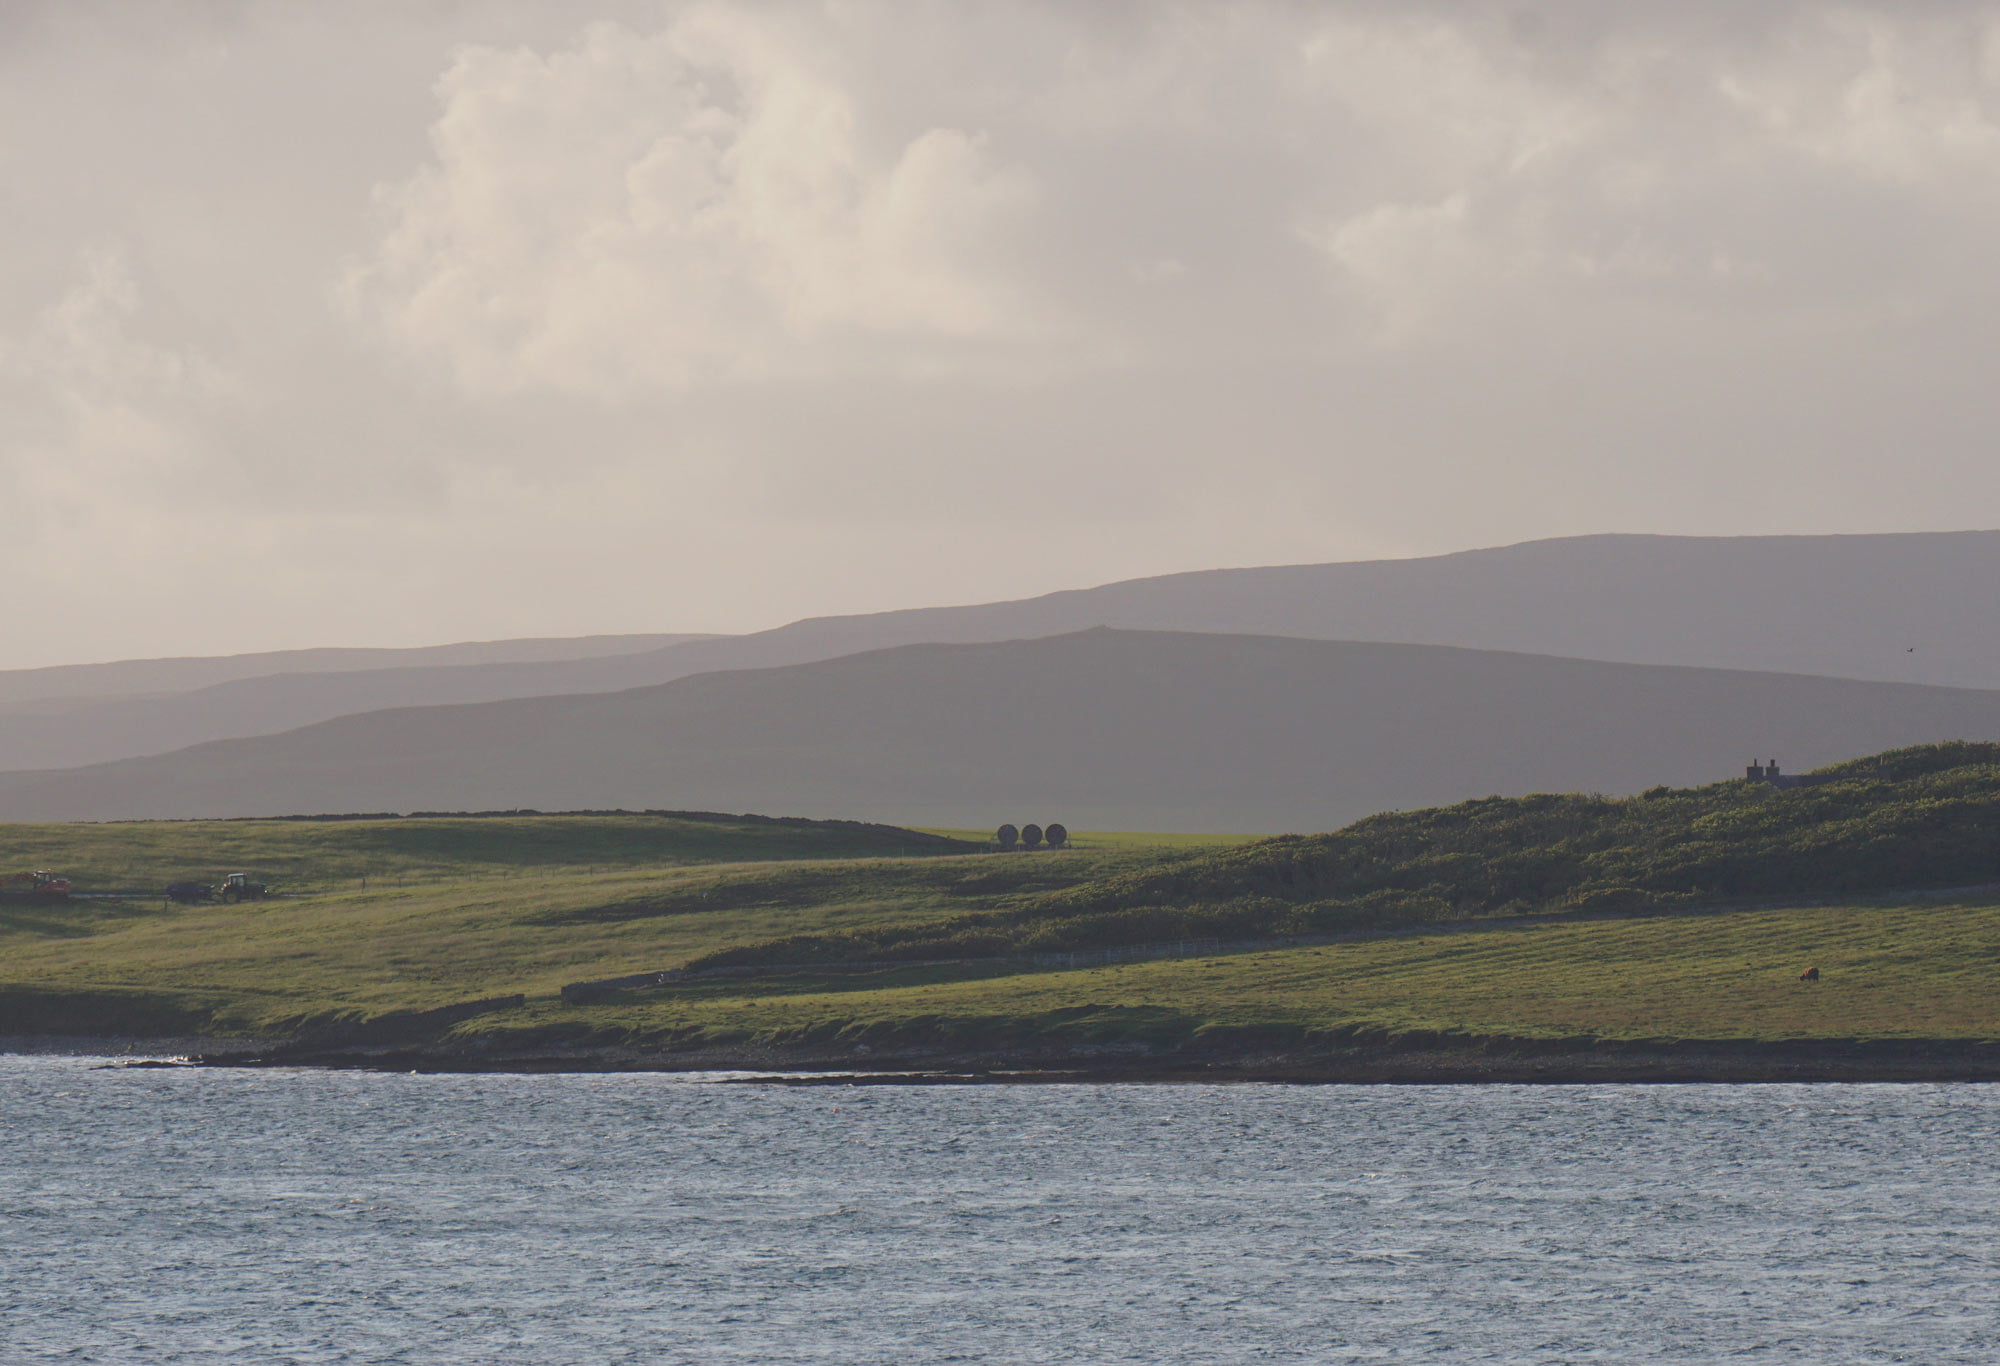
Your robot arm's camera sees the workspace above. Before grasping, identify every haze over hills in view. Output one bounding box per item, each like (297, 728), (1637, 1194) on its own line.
(644, 530), (2000, 690)
(0, 634), (707, 707)
(6, 628), (2000, 831)
(6, 530), (2000, 774)
(0, 646), (717, 773)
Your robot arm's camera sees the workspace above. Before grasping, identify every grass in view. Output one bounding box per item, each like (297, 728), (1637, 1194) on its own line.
(5, 848), (1997, 1050)
(471, 895), (2000, 1053)
(709, 743), (2000, 970)
(0, 821), (1190, 1036)
(5, 765), (1999, 1056)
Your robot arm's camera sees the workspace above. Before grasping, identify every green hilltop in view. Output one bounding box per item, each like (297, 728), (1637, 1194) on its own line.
(691, 742), (2000, 969)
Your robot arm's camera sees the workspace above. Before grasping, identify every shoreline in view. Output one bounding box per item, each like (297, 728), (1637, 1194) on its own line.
(0, 1033), (282, 1059)
(162, 1036), (2000, 1084)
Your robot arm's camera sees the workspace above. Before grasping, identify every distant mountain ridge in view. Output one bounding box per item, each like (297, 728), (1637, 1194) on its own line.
(5, 529), (2000, 773)
(6, 628), (2000, 830)
(680, 529), (2000, 687)
(0, 633), (707, 705)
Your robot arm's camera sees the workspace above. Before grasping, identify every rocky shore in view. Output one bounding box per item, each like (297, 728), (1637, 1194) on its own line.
(2, 1033), (282, 1060)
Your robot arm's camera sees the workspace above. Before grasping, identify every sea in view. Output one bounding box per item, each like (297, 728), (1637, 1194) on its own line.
(4, 1055), (1996, 1363)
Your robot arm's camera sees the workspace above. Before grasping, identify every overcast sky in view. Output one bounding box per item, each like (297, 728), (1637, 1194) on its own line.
(6, 1), (2000, 668)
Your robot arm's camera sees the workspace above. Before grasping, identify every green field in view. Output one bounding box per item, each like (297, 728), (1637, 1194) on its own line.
(0, 814), (1195, 1037)
(3, 794), (1997, 1056)
(8, 754), (2000, 1060)
(521, 894), (2000, 1053)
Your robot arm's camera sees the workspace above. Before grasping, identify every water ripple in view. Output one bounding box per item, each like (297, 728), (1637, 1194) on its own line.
(3, 1060), (1997, 1363)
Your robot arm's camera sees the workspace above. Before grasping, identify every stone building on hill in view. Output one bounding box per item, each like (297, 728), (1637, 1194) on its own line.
(1745, 758), (1819, 790)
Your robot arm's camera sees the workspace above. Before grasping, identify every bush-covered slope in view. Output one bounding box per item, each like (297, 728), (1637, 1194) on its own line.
(692, 744), (2000, 968)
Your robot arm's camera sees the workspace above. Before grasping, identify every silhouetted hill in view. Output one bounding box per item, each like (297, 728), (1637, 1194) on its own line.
(0, 633), (706, 706)
(3, 629), (1999, 829)
(0, 646), (706, 772)
(0, 635), (715, 770)
(645, 529), (2000, 687)
(6, 530), (2000, 772)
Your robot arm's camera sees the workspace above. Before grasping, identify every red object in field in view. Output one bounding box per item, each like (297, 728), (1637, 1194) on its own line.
(0, 870), (72, 902)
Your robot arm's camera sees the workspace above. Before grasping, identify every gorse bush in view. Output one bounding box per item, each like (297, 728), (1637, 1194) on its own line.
(688, 743), (2000, 970)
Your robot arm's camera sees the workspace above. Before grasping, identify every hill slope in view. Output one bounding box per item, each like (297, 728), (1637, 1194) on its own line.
(0, 641), (714, 772)
(627, 529), (2000, 690)
(8, 530), (2000, 772)
(5, 630), (2000, 829)
(0, 632), (704, 705)
(696, 742), (2000, 967)
(5, 761), (1997, 1079)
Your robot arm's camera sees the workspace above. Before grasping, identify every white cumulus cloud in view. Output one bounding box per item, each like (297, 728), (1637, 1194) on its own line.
(344, 10), (1046, 394)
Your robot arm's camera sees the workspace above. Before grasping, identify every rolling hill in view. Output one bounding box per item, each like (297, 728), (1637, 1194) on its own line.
(6, 750), (1999, 1080)
(0, 632), (704, 705)
(6, 530), (2000, 772)
(692, 742), (2000, 968)
(5, 628), (2000, 829)
(622, 529), (2000, 690)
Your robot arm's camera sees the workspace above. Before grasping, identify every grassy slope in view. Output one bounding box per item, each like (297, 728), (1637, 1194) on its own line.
(499, 895), (2000, 1052)
(698, 743), (2000, 969)
(0, 829), (1188, 1036)
(5, 754), (1999, 1054)
(7, 865), (1997, 1052)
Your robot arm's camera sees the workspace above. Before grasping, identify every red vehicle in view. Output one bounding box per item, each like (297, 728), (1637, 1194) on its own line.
(0, 870), (72, 903)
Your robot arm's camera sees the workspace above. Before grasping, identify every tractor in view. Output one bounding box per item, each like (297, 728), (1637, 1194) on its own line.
(219, 872), (272, 903)
(0, 870), (71, 903)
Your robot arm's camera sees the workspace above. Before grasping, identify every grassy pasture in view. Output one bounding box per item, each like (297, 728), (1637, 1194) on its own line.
(3, 789), (1997, 1055)
(500, 895), (2000, 1052)
(4, 851), (1995, 1049)
(0, 822), (1191, 1035)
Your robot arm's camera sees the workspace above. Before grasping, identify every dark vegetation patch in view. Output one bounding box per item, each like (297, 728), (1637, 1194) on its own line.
(0, 984), (234, 1037)
(537, 856), (1103, 926)
(689, 744), (2000, 971)
(0, 811), (980, 892)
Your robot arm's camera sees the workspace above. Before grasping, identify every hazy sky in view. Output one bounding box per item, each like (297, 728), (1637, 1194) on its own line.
(6, 1), (2000, 668)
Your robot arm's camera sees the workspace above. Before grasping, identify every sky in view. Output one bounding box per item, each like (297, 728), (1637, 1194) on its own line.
(6, 0), (2000, 669)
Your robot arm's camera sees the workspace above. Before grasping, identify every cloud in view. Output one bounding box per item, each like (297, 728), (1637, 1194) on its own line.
(1718, 10), (2000, 183)
(9, 1), (2000, 667)
(343, 4), (2000, 390)
(0, 246), (242, 532)
(344, 10), (1046, 393)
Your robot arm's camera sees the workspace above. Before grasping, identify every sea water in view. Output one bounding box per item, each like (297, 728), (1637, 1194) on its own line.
(4, 1056), (1996, 1363)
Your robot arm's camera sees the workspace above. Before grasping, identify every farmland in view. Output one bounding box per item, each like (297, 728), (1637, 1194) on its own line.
(0, 813), (1239, 1039)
